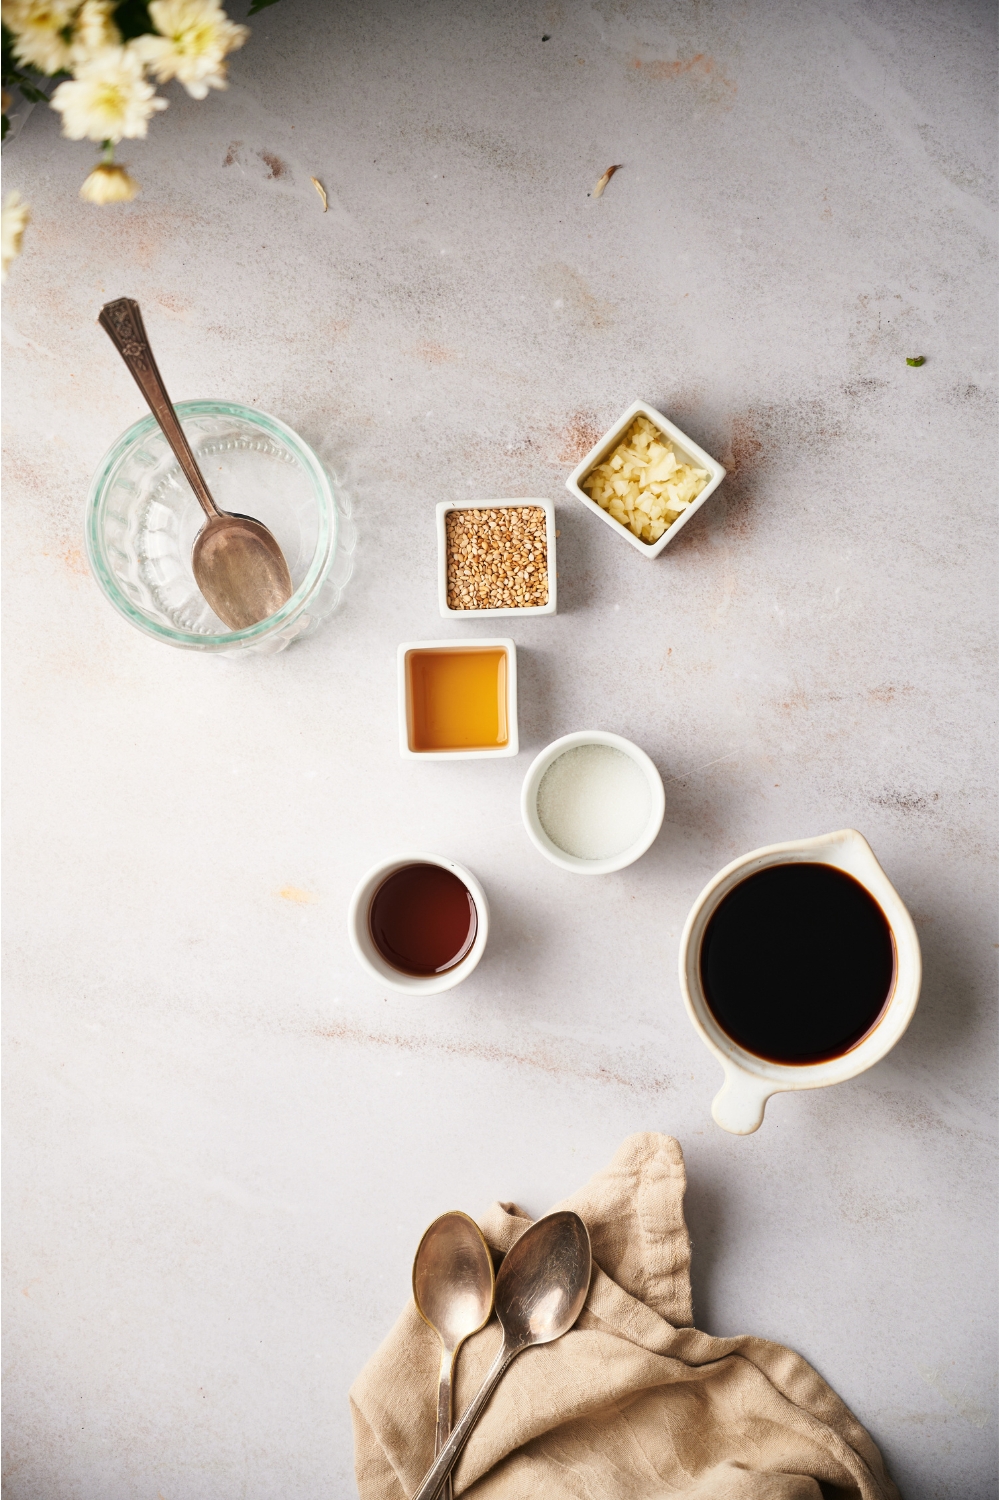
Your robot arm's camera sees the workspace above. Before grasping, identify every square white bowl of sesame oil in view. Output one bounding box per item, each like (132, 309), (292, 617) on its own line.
(436, 499), (557, 618)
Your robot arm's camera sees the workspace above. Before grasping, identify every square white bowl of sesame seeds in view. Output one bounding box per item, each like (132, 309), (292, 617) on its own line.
(436, 499), (558, 618)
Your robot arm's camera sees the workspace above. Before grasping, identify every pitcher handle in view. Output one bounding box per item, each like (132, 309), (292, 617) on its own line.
(712, 1066), (772, 1135)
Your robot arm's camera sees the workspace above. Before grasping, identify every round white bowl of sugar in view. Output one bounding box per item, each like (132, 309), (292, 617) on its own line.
(521, 730), (665, 874)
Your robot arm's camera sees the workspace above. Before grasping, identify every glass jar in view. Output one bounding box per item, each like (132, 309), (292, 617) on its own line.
(85, 400), (353, 655)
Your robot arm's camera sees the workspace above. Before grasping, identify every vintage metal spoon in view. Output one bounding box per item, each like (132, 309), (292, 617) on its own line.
(411, 1210), (592, 1500)
(412, 1212), (495, 1500)
(98, 298), (293, 630)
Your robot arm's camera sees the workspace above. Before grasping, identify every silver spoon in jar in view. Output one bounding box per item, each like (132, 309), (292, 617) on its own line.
(412, 1212), (495, 1500)
(411, 1210), (592, 1500)
(98, 298), (293, 630)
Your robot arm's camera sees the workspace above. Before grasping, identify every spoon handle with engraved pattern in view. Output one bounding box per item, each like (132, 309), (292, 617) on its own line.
(98, 297), (220, 520)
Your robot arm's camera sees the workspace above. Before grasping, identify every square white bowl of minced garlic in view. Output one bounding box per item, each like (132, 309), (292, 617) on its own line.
(565, 400), (726, 558)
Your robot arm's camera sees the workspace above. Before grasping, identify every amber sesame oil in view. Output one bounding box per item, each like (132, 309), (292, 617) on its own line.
(398, 638), (518, 760)
(407, 648), (507, 750)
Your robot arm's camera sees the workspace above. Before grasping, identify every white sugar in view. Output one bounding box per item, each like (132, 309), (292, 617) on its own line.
(536, 745), (652, 861)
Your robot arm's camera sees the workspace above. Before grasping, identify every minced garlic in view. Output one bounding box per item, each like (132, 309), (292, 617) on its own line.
(582, 416), (709, 545)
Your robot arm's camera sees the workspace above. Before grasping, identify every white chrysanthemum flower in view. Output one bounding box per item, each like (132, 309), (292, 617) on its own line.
(79, 161), (139, 202)
(69, 0), (120, 65)
(2, 0), (77, 75)
(1, 191), (31, 282)
(50, 45), (167, 142)
(135, 0), (248, 99)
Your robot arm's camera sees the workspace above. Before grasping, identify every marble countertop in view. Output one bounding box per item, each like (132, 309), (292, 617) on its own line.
(3, 1), (996, 1495)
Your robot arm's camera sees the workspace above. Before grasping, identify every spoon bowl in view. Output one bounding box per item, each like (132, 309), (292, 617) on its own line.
(192, 512), (293, 630)
(493, 1209), (591, 1349)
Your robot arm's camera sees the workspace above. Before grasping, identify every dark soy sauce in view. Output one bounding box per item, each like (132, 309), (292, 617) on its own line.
(368, 863), (477, 977)
(700, 862), (895, 1064)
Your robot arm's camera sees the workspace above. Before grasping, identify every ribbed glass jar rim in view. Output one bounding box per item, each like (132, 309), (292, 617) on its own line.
(85, 399), (338, 649)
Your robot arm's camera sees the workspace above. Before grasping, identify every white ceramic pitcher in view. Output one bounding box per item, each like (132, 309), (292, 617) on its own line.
(678, 829), (921, 1135)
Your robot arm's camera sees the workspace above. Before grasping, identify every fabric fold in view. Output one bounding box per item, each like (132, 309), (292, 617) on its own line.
(350, 1133), (899, 1500)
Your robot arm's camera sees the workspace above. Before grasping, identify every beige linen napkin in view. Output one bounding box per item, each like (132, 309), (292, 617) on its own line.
(350, 1134), (899, 1500)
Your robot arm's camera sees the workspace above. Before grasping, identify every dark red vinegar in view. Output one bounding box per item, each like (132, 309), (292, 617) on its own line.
(699, 862), (895, 1064)
(368, 863), (477, 977)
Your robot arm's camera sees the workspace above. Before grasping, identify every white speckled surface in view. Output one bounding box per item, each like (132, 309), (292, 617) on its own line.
(2, 2), (997, 1496)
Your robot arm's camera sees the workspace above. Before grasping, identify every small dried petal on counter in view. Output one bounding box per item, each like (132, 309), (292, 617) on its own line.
(592, 164), (622, 198)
